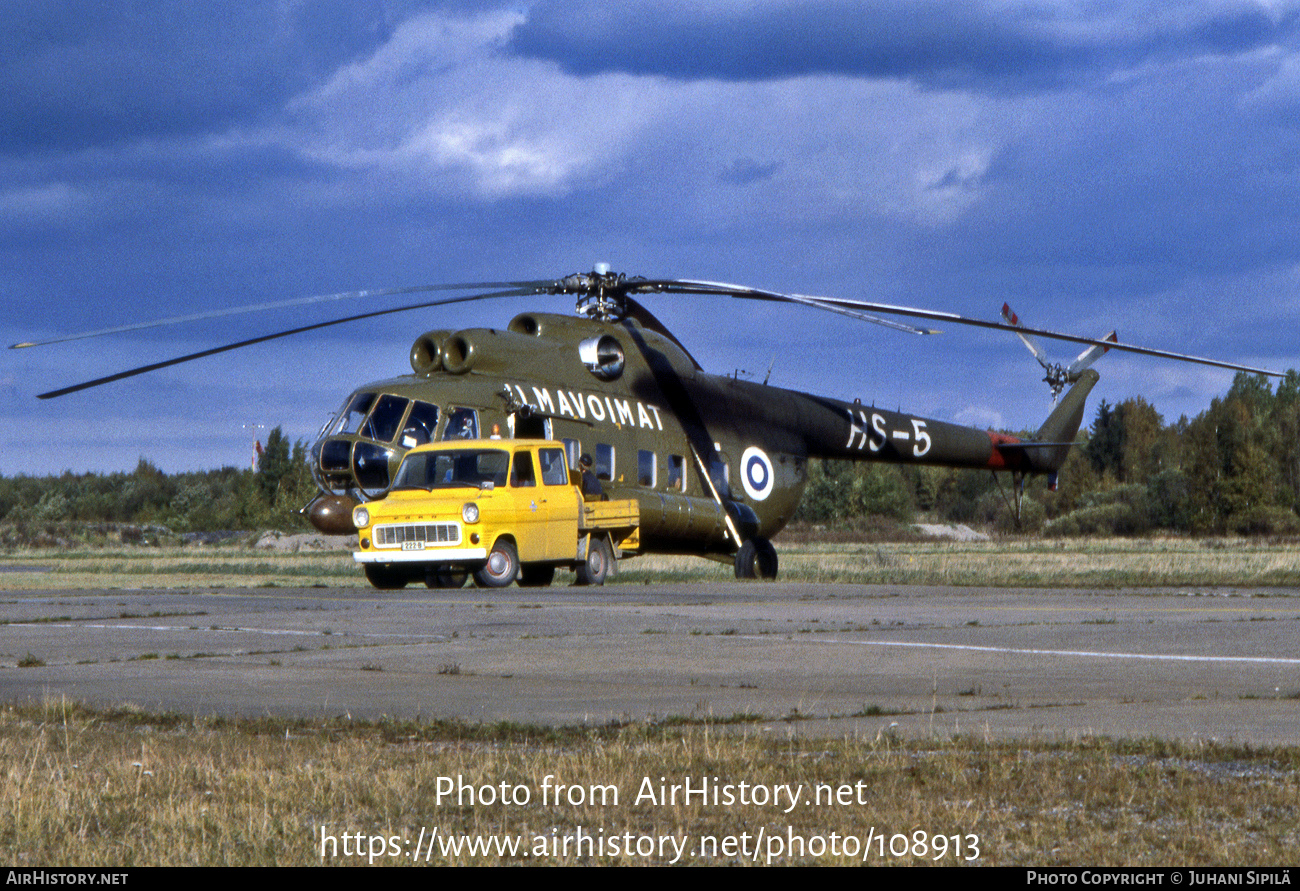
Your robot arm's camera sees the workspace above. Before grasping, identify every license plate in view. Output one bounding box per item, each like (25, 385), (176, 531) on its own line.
(401, 541), (426, 551)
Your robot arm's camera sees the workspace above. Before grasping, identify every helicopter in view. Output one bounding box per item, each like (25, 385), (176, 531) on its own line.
(17, 266), (1282, 581)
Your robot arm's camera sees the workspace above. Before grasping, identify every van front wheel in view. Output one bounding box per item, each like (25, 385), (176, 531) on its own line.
(473, 540), (519, 588)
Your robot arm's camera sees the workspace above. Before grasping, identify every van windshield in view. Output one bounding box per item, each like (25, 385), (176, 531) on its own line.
(392, 449), (510, 490)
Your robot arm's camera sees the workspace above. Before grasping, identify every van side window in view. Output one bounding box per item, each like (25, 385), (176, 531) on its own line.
(538, 448), (568, 486)
(510, 452), (536, 487)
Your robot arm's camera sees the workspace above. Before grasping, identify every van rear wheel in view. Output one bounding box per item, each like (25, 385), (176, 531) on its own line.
(575, 536), (613, 586)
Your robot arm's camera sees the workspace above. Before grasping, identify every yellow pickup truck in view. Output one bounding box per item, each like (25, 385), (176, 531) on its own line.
(351, 439), (640, 589)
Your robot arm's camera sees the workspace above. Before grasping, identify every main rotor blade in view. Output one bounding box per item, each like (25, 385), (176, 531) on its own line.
(624, 278), (940, 335)
(12, 280), (556, 350)
(37, 287), (539, 399)
(626, 278), (1282, 378)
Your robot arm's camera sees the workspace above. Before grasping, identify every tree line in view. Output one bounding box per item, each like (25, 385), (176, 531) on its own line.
(4, 373), (1300, 538)
(0, 427), (316, 536)
(794, 371), (1300, 536)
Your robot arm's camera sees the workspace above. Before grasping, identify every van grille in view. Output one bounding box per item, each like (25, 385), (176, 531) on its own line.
(374, 522), (461, 548)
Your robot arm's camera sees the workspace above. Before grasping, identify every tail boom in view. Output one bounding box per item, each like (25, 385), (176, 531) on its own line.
(793, 369), (1099, 476)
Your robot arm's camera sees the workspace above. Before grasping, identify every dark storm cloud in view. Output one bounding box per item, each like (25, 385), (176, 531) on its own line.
(0, 0), (403, 154)
(511, 1), (1300, 91)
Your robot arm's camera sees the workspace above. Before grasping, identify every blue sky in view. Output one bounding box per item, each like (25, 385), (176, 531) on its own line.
(4, 0), (1300, 476)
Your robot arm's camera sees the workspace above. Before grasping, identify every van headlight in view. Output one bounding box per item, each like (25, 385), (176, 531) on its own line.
(461, 503), (479, 524)
(352, 506), (370, 528)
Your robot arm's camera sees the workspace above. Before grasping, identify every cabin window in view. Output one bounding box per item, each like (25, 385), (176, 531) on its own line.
(667, 455), (686, 492)
(443, 407), (479, 440)
(538, 448), (568, 486)
(709, 459), (730, 497)
(510, 452), (537, 487)
(638, 450), (656, 487)
(562, 438), (581, 470)
(401, 401), (438, 448)
(595, 444), (614, 481)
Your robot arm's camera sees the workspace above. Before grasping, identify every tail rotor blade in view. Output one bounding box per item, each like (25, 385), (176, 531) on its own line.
(1069, 331), (1118, 376)
(1001, 302), (1052, 371)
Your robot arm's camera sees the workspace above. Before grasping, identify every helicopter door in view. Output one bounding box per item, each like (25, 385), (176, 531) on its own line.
(513, 413), (550, 440)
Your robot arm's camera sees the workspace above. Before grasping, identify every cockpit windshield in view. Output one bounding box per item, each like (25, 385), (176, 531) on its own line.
(331, 392), (375, 435)
(326, 393), (439, 445)
(393, 449), (510, 490)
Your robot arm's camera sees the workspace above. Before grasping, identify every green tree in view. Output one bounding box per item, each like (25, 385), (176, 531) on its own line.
(257, 427), (293, 506)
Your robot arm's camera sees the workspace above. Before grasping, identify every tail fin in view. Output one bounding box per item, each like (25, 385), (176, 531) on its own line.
(1027, 368), (1099, 472)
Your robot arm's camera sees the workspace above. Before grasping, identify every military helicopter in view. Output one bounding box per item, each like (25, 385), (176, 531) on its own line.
(17, 266), (1281, 581)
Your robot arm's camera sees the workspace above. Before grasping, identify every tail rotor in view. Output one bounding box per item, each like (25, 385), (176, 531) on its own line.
(1002, 303), (1116, 401)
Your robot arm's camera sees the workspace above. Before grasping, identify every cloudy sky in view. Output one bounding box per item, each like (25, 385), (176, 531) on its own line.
(4, 0), (1300, 477)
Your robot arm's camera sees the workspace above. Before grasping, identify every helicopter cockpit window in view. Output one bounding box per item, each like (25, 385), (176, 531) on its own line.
(367, 395), (409, 443)
(332, 392), (375, 435)
(401, 401), (438, 448)
(443, 407), (479, 440)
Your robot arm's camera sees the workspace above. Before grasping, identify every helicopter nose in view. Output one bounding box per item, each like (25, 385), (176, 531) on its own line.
(315, 436), (399, 498)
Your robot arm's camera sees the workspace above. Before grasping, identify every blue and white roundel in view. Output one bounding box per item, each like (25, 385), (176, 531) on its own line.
(740, 446), (774, 501)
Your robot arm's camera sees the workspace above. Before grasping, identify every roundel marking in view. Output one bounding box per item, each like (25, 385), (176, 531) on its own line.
(741, 446), (774, 501)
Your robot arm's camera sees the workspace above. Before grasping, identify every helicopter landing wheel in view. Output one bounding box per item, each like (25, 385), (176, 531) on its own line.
(364, 563), (410, 590)
(473, 539), (519, 588)
(574, 536), (614, 586)
(734, 537), (778, 580)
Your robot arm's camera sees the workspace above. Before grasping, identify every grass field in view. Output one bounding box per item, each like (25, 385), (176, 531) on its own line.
(3, 533), (1300, 589)
(3, 533), (1299, 866)
(2, 700), (1298, 866)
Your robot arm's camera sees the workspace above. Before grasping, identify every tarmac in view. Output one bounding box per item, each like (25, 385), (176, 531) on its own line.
(2, 580), (1298, 745)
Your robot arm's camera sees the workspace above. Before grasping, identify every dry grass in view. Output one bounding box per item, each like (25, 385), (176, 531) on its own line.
(4, 531), (1300, 592)
(2, 700), (1297, 866)
(5, 535), (1299, 591)
(4, 540), (1300, 866)
(0, 548), (358, 591)
(622, 536), (1300, 588)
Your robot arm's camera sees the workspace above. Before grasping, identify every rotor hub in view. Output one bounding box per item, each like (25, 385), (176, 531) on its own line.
(550, 268), (639, 321)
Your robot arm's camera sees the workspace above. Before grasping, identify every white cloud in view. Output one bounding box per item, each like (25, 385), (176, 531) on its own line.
(0, 183), (83, 224)
(280, 8), (1006, 223)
